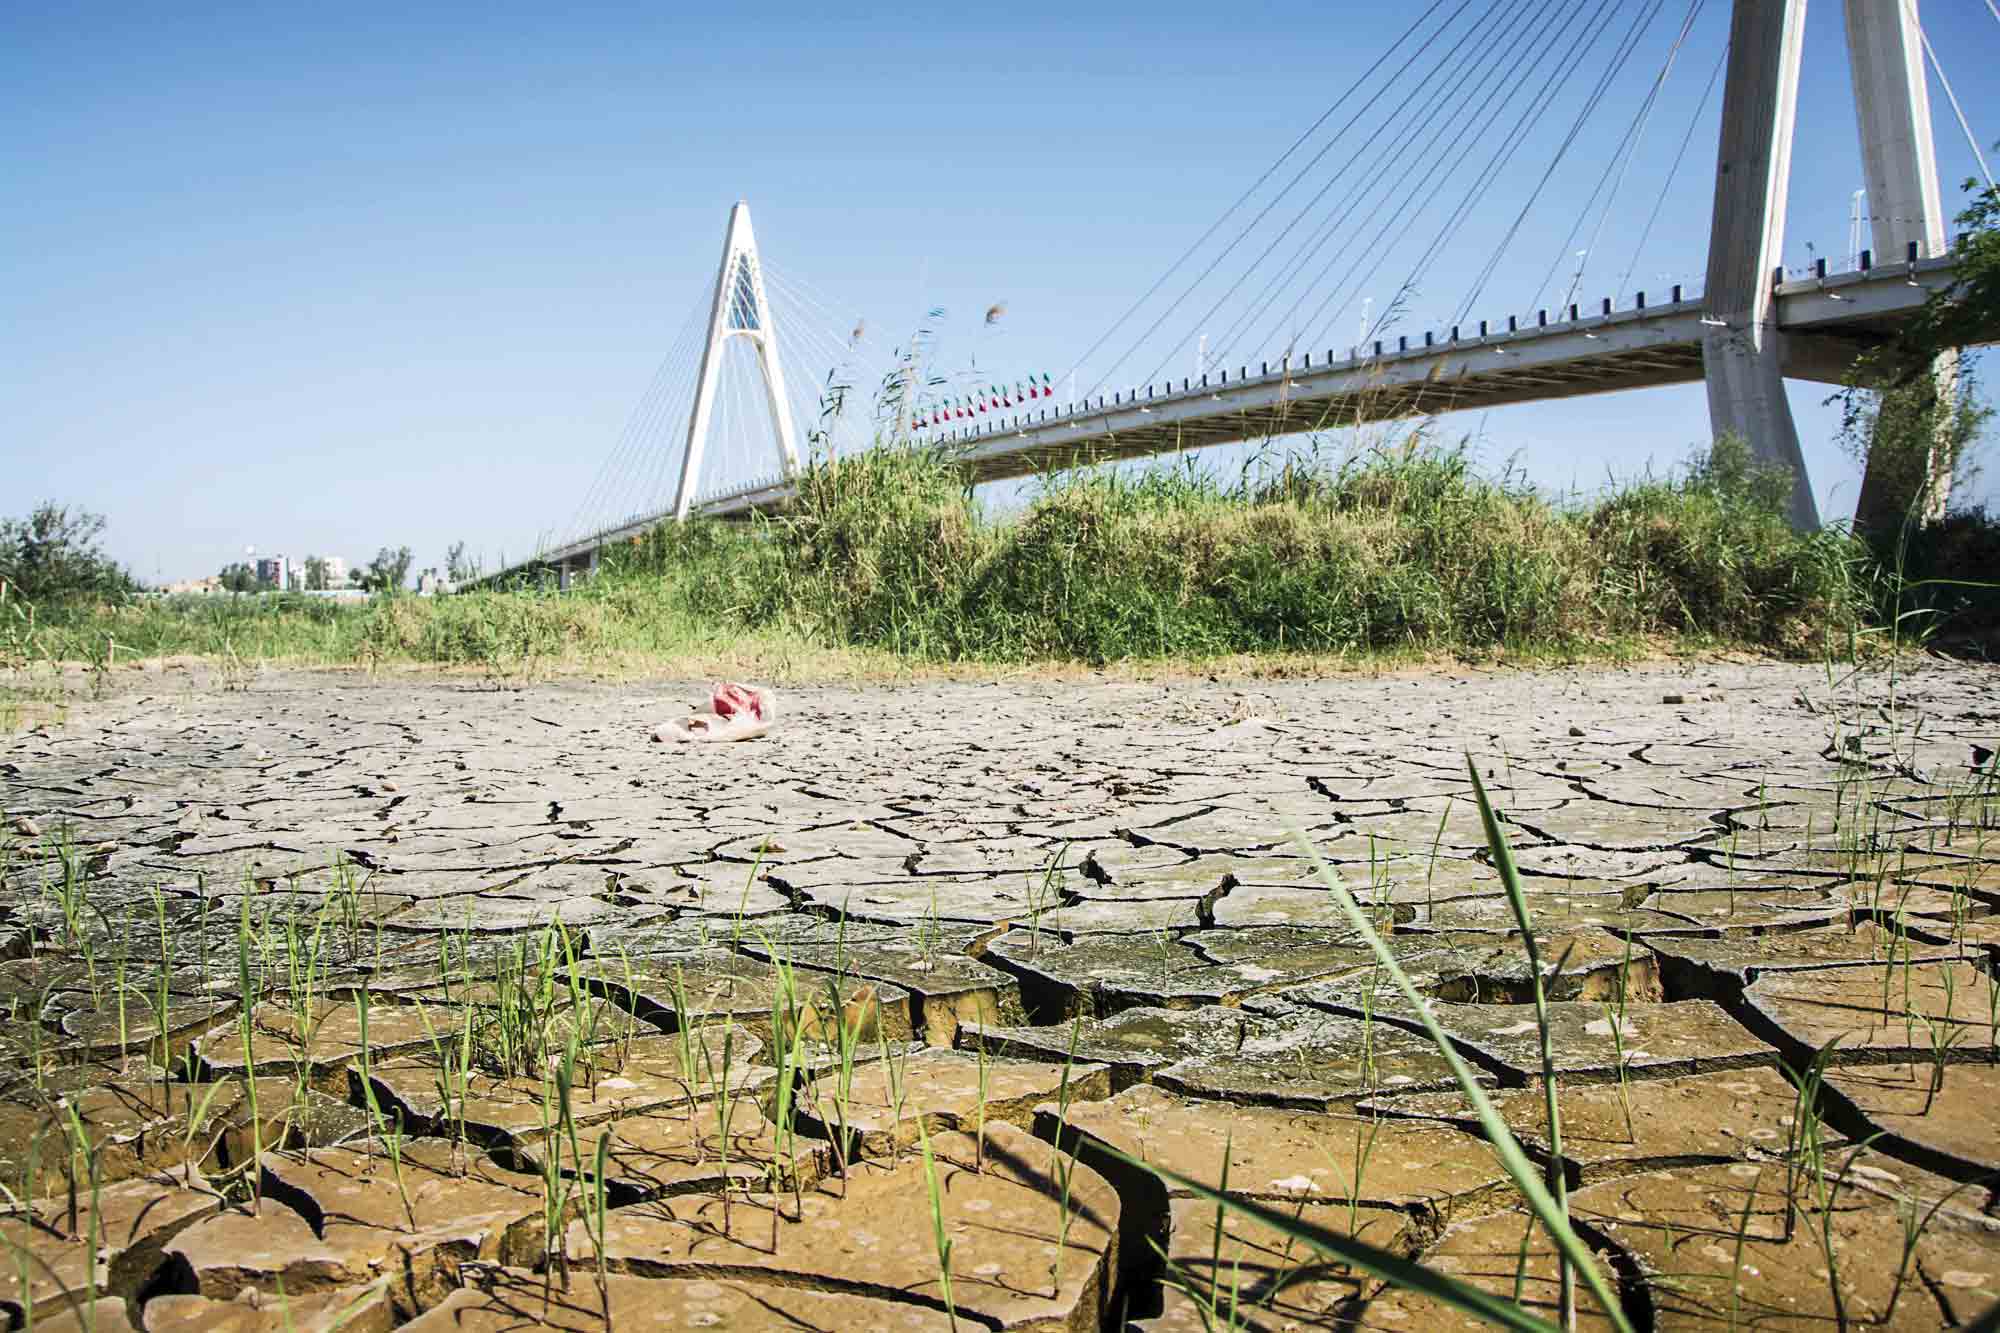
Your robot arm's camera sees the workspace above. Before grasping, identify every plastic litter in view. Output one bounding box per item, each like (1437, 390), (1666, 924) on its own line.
(652, 681), (776, 743)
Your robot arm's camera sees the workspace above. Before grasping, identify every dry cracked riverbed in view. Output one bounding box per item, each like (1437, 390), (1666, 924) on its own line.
(2, 659), (1999, 1331)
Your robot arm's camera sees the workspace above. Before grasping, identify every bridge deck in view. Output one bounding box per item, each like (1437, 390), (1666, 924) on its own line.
(508, 256), (1955, 573)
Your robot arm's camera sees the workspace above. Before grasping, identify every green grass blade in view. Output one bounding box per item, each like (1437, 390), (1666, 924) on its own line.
(1467, 757), (1574, 1326)
(1290, 828), (1633, 1333)
(1104, 1147), (1560, 1333)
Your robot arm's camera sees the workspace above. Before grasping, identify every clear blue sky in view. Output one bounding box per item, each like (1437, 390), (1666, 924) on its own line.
(4, 1), (1996, 583)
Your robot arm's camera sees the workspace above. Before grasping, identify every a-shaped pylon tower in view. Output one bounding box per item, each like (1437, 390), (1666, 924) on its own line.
(671, 201), (802, 520)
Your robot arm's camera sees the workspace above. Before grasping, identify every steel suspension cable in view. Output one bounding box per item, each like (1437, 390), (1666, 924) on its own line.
(1079, 0), (1480, 398)
(766, 282), (890, 428)
(1268, 0), (1590, 363)
(749, 269), (885, 455)
(1063, 0), (1460, 392)
(602, 317), (705, 525)
(1520, 0), (1705, 318)
(1452, 0), (1672, 325)
(1208, 0), (1563, 369)
(568, 365), (672, 537)
(762, 268), (900, 403)
(562, 300), (707, 543)
(634, 373), (706, 525)
(1290, 0), (1618, 356)
(709, 340), (743, 500)
(631, 324), (717, 529)
(779, 326), (870, 454)
(1316, 0), (1633, 353)
(711, 342), (742, 498)
(1905, 0), (1995, 193)
(766, 286), (889, 455)
(1199, 0), (1535, 368)
(762, 262), (898, 369)
(1614, 43), (1723, 301)
(762, 265), (901, 394)
(629, 318), (713, 516)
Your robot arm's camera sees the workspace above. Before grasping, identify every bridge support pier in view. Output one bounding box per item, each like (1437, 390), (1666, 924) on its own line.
(1701, 0), (1817, 530)
(555, 549), (598, 591)
(1845, 0), (1954, 534)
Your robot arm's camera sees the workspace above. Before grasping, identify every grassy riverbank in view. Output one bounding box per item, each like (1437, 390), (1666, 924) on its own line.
(3, 440), (1898, 692)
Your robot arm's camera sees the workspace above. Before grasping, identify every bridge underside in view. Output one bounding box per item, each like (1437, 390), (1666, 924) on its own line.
(934, 261), (1938, 491)
(960, 338), (1712, 483)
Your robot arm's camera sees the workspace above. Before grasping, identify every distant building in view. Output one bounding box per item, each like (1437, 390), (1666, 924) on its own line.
(162, 576), (221, 596)
(290, 555), (348, 590)
(255, 556), (289, 590)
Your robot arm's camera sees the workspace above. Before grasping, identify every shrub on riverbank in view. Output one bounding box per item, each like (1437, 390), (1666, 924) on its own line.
(729, 436), (1870, 662)
(6, 439), (1895, 675)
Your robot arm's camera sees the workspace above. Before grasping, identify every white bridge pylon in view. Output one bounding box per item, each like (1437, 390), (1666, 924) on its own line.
(1705, 0), (1953, 530)
(672, 201), (802, 521)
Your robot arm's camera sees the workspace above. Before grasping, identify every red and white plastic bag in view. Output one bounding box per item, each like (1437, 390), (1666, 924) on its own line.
(652, 682), (775, 743)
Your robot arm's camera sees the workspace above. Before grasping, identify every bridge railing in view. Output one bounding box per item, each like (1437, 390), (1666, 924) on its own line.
(911, 234), (1962, 452)
(914, 278), (1713, 449)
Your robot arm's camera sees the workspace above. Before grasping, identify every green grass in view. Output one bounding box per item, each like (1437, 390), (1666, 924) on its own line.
(1104, 764), (1636, 1332)
(0, 570), (894, 698)
(4, 436), (1890, 686)
(629, 435), (1871, 664)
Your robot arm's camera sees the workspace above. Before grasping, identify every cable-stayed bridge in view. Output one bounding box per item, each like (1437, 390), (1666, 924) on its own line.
(492, 0), (1994, 587)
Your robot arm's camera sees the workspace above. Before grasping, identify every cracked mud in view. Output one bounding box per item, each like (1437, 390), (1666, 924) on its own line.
(3, 659), (1998, 1329)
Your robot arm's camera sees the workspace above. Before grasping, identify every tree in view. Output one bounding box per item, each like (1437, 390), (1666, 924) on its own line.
(1841, 373), (1990, 540)
(359, 546), (413, 595)
(303, 556), (329, 591)
(218, 562), (258, 593)
(445, 541), (478, 584)
(1840, 166), (2000, 536)
(1687, 433), (1796, 516)
(1854, 172), (2000, 392)
(0, 503), (136, 605)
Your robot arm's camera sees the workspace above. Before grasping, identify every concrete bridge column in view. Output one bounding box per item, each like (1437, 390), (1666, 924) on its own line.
(1702, 0), (1817, 530)
(1846, 0), (1955, 533)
